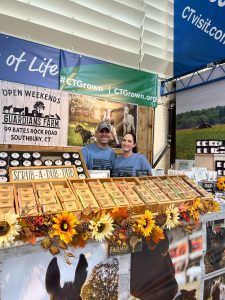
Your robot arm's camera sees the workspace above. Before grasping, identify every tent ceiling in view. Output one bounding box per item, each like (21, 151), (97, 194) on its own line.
(0, 0), (173, 77)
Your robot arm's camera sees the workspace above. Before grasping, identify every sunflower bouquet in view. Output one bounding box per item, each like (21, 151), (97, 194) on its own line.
(216, 177), (225, 191)
(135, 210), (165, 244)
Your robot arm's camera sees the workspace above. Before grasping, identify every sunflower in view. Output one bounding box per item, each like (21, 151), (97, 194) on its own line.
(203, 199), (220, 213)
(51, 212), (79, 244)
(165, 204), (180, 230)
(188, 197), (203, 222)
(89, 213), (114, 241)
(188, 206), (200, 221)
(0, 212), (21, 247)
(136, 210), (155, 237)
(209, 200), (220, 212)
(192, 197), (203, 211)
(217, 177), (225, 191)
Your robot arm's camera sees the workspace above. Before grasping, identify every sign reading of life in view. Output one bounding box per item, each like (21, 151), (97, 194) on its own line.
(10, 166), (76, 182)
(6, 51), (58, 77)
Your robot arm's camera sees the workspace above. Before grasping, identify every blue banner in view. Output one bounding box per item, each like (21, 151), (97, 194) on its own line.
(0, 34), (60, 89)
(0, 33), (157, 106)
(174, 0), (225, 76)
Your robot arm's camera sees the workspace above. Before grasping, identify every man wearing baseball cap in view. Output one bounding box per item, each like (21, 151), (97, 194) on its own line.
(82, 121), (116, 172)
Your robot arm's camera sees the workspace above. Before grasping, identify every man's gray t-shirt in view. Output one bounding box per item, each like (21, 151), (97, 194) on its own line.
(82, 143), (116, 171)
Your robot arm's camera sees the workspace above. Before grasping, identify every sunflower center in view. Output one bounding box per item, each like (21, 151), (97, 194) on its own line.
(143, 219), (148, 228)
(0, 221), (10, 236)
(97, 223), (105, 233)
(60, 221), (69, 231)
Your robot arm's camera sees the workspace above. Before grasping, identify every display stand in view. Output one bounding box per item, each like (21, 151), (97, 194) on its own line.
(0, 148), (220, 300)
(198, 211), (225, 300)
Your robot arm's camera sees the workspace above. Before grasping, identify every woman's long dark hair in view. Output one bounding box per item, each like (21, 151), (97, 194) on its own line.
(122, 133), (138, 153)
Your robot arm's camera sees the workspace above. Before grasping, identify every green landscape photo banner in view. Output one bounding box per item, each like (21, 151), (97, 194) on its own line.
(176, 77), (225, 160)
(60, 51), (158, 107)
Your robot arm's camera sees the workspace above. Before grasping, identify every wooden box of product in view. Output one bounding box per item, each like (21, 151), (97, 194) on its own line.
(69, 178), (115, 210)
(32, 180), (63, 214)
(182, 176), (213, 198)
(111, 177), (145, 213)
(50, 180), (83, 214)
(69, 178), (132, 210)
(13, 182), (40, 216)
(98, 178), (131, 208)
(86, 179), (115, 210)
(68, 178), (100, 210)
(0, 183), (17, 214)
(132, 184), (159, 211)
(137, 175), (214, 211)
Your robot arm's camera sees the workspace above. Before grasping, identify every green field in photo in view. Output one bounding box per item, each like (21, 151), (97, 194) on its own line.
(176, 124), (225, 159)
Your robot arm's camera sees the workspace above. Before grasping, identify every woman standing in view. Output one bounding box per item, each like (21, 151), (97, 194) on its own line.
(113, 133), (179, 300)
(113, 133), (152, 177)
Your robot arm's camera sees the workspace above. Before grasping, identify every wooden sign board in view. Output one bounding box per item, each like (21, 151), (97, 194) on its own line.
(9, 165), (78, 182)
(202, 181), (215, 194)
(108, 235), (142, 256)
(136, 170), (150, 177)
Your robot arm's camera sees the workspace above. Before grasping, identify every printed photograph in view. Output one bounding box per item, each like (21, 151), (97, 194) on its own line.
(176, 80), (225, 160)
(1, 243), (129, 300)
(203, 272), (225, 300)
(204, 219), (225, 275)
(68, 93), (138, 147)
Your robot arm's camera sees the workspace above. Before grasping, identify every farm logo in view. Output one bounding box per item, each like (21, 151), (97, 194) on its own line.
(2, 101), (60, 129)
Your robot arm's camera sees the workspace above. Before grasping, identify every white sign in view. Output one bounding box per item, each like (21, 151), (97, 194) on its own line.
(175, 159), (195, 171)
(191, 167), (208, 182)
(89, 170), (110, 179)
(0, 80), (69, 146)
(151, 168), (164, 176)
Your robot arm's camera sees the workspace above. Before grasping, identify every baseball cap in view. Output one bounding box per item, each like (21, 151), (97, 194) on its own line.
(96, 121), (111, 132)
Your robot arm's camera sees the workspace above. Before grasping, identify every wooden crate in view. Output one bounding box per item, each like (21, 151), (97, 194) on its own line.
(14, 182), (40, 216)
(0, 183), (17, 214)
(32, 181), (62, 214)
(0, 145), (90, 180)
(50, 180), (83, 214)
